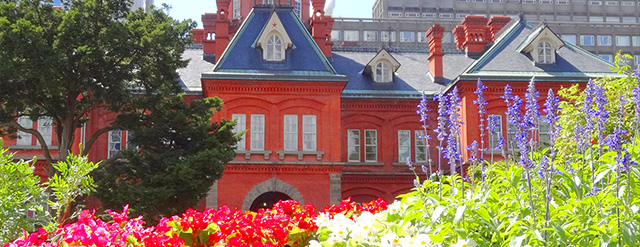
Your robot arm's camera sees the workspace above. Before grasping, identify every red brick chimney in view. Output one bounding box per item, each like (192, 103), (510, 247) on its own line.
(487, 16), (511, 41)
(202, 13), (216, 56)
(452, 25), (465, 50)
(310, 0), (334, 57)
(191, 29), (205, 44)
(426, 24), (445, 83)
(213, 0), (231, 63)
(461, 15), (491, 58)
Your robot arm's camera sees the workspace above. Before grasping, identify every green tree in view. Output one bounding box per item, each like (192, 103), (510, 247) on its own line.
(0, 0), (238, 220)
(93, 95), (237, 221)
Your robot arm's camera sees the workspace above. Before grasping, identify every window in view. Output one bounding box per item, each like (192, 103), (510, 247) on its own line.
(398, 130), (411, 162)
(474, 0), (486, 2)
(573, 0), (586, 4)
(422, 13), (436, 17)
(405, 13), (419, 17)
(381, 31), (396, 42)
(415, 130), (427, 162)
(538, 115), (550, 146)
(37, 117), (52, 146)
(457, 0), (469, 2)
(108, 130), (122, 158)
(232, 114), (246, 151)
(589, 16), (604, 23)
(126, 131), (135, 150)
(599, 54), (613, 63)
(443, 33), (453, 43)
(388, 12), (402, 17)
(581, 35), (595, 46)
(589, 1), (602, 4)
(561, 35), (577, 45)
(597, 35), (612, 46)
(616, 36), (631, 46)
(16, 117), (32, 146)
(633, 36), (640, 46)
(302, 115), (316, 151)
(294, 0), (302, 17)
(623, 17), (637, 24)
(344, 30), (359, 41)
(417, 32), (427, 43)
(540, 0), (553, 3)
(364, 31), (377, 42)
(537, 41), (553, 63)
(456, 14), (467, 19)
(488, 115), (503, 150)
(606, 17), (620, 23)
(605, 1), (618, 5)
(347, 130), (360, 162)
(331, 30), (341, 41)
(283, 115), (297, 151)
(522, 0), (536, 4)
(439, 13), (453, 18)
(400, 32), (415, 42)
(233, 0), (241, 19)
(506, 122), (518, 150)
(364, 130), (377, 162)
(375, 61), (392, 83)
(266, 34), (283, 61)
(621, 1), (634, 6)
(264, 0), (274, 4)
(556, 0), (569, 4)
(251, 114), (265, 151)
(635, 55), (640, 65)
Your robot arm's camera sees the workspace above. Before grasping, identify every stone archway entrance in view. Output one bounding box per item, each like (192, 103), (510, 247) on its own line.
(249, 192), (292, 211)
(242, 177), (304, 211)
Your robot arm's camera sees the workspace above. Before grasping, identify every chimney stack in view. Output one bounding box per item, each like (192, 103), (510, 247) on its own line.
(310, 0), (334, 57)
(455, 15), (492, 58)
(426, 24), (445, 83)
(487, 16), (511, 40)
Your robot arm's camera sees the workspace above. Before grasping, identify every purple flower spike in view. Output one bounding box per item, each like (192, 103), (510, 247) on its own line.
(543, 89), (561, 147)
(524, 77), (540, 130)
(466, 141), (479, 162)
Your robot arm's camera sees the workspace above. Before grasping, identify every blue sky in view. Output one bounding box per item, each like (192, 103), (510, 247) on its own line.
(157, 0), (374, 28)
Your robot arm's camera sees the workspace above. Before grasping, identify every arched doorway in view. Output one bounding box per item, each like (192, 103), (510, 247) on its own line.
(249, 192), (292, 211)
(242, 177), (304, 211)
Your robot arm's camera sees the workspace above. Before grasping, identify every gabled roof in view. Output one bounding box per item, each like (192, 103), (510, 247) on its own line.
(363, 49), (401, 75)
(457, 17), (621, 82)
(205, 6), (345, 82)
(515, 23), (564, 54)
(256, 12), (293, 49)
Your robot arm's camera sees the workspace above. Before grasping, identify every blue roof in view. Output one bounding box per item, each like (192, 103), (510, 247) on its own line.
(213, 7), (337, 75)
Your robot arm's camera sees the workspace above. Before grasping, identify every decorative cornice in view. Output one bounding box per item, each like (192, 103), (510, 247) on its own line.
(205, 85), (344, 94)
(224, 163), (344, 174)
(341, 102), (418, 111)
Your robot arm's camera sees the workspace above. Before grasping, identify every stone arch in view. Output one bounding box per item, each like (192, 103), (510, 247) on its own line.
(242, 177), (304, 211)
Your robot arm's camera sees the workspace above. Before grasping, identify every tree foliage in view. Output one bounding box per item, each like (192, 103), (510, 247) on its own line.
(93, 95), (238, 222)
(0, 0), (194, 175)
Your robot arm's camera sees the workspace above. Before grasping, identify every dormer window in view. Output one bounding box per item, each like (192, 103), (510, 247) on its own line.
(375, 61), (392, 83)
(517, 24), (564, 65)
(364, 49), (401, 83)
(256, 12), (294, 62)
(537, 41), (552, 64)
(266, 34), (284, 61)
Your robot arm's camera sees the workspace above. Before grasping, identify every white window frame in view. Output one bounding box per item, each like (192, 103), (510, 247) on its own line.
(589, 1), (602, 5)
(488, 115), (503, 150)
(347, 130), (361, 162)
(125, 130), (135, 150)
(605, 1), (619, 5)
(616, 36), (631, 46)
(233, 0), (241, 19)
(622, 17), (637, 24)
(635, 55), (640, 65)
(400, 31), (415, 42)
(108, 129), (122, 158)
(556, 0), (569, 4)
(439, 13), (453, 18)
(381, 31), (396, 42)
(561, 34), (576, 45)
(415, 130), (428, 162)
(283, 115), (298, 151)
(294, 0), (302, 17)
(506, 122), (518, 151)
(539, 0), (553, 3)
(398, 130), (411, 162)
(405, 13), (419, 17)
(37, 117), (52, 146)
(266, 34), (284, 61)
(490, 0), (503, 3)
(606, 17), (620, 23)
(388, 12), (402, 17)
(251, 114), (265, 151)
(537, 41), (553, 64)
(581, 35), (595, 46)
(232, 114), (246, 151)
(331, 30), (341, 41)
(302, 115), (317, 151)
(375, 61), (392, 83)
(364, 130), (377, 162)
(16, 116), (33, 146)
(589, 16), (604, 23)
(422, 13), (436, 17)
(621, 1), (634, 5)
(363, 31), (377, 42)
(632, 36), (640, 46)
(597, 35), (612, 46)
(599, 54), (613, 63)
(522, 0), (536, 4)
(538, 115), (550, 146)
(344, 30), (360, 42)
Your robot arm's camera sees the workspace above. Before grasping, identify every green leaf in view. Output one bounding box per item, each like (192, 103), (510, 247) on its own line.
(509, 234), (525, 247)
(432, 205), (447, 223)
(453, 205), (466, 225)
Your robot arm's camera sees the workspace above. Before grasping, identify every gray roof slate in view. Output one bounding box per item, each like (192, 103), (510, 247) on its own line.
(177, 48), (214, 92)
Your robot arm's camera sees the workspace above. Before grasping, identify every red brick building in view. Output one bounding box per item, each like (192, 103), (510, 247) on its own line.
(3, 0), (620, 211)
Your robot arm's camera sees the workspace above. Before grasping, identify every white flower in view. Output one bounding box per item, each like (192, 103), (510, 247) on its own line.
(308, 240), (322, 247)
(451, 238), (477, 247)
(381, 232), (403, 247)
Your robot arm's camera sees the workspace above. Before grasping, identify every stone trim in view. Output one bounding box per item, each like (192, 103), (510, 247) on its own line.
(329, 173), (342, 205)
(241, 177), (304, 211)
(236, 150), (272, 160)
(275, 150), (324, 161)
(206, 181), (218, 209)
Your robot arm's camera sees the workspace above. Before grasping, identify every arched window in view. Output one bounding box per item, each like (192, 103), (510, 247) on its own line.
(537, 41), (553, 64)
(375, 61), (392, 83)
(266, 34), (283, 61)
